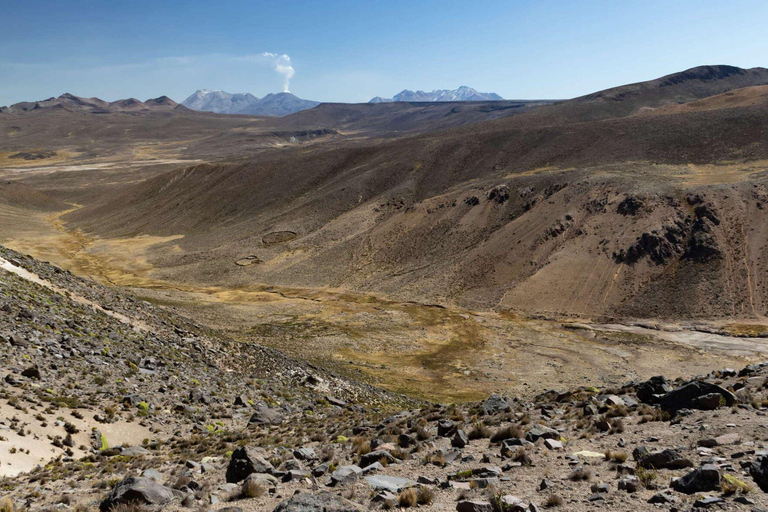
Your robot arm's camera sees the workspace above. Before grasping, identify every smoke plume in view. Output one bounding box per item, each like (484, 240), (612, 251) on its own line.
(261, 52), (295, 92)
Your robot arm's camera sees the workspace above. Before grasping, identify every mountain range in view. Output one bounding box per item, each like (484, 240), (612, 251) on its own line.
(369, 85), (504, 103)
(180, 90), (319, 117)
(0, 93), (181, 114)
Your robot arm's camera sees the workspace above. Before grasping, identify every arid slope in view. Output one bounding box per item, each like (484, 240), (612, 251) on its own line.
(62, 67), (768, 320)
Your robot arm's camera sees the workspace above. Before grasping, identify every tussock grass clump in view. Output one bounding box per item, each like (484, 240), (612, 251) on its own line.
(352, 436), (371, 456)
(636, 467), (657, 489)
(568, 467), (592, 481)
(490, 424), (523, 443)
(468, 421), (493, 440)
(545, 494), (563, 508)
(605, 404), (628, 418)
(608, 450), (628, 463)
(637, 404), (670, 423)
(398, 488), (418, 508)
(0, 497), (14, 512)
(416, 486), (434, 505)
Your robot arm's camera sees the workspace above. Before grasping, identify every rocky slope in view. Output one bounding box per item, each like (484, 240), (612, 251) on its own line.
(3, 249), (768, 511)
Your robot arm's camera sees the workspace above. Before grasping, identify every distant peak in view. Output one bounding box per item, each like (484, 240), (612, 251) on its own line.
(376, 86), (504, 103)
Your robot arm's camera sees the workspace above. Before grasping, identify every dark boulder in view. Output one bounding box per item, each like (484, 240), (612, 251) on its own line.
(690, 393), (725, 410)
(437, 419), (457, 437)
(452, 429), (469, 448)
(671, 464), (721, 494)
(525, 425), (560, 442)
(330, 465), (363, 485)
(658, 381), (736, 413)
(749, 455), (768, 492)
(21, 366), (41, 379)
(225, 446), (274, 483)
(638, 449), (693, 470)
(99, 476), (183, 511)
(635, 376), (672, 404)
(457, 501), (494, 512)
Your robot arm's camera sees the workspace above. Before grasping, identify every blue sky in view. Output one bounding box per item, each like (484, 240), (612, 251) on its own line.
(2, 0), (767, 105)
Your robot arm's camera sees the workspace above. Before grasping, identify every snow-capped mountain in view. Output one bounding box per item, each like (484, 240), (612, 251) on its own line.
(370, 86), (504, 103)
(181, 90), (318, 116)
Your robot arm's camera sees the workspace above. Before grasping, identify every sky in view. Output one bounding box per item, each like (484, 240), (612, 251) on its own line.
(2, 0), (768, 106)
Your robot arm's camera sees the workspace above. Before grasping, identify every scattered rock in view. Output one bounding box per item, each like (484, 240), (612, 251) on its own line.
(99, 477), (183, 511)
(249, 403), (284, 426)
(671, 464), (721, 493)
(482, 394), (511, 415)
(638, 449), (693, 470)
(330, 465), (363, 485)
(273, 492), (366, 512)
(659, 380), (736, 413)
(457, 500), (493, 512)
(452, 429), (469, 448)
(364, 475), (417, 493)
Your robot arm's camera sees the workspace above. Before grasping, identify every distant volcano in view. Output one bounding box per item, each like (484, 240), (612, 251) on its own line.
(181, 90), (319, 116)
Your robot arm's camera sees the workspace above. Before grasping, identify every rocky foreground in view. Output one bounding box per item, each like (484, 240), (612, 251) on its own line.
(2, 246), (768, 511)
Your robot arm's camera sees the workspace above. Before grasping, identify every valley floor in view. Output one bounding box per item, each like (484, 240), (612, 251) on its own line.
(1, 203), (766, 403)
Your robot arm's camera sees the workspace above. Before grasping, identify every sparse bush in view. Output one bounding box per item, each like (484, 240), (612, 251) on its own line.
(609, 418), (625, 434)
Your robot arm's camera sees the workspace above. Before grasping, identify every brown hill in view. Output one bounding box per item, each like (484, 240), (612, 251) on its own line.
(636, 84), (768, 116)
(65, 68), (768, 321)
(2, 93), (185, 115)
(513, 65), (768, 125)
(271, 99), (557, 135)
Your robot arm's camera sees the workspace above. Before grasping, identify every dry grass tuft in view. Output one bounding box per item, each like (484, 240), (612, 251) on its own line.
(545, 494), (564, 508)
(398, 488), (418, 508)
